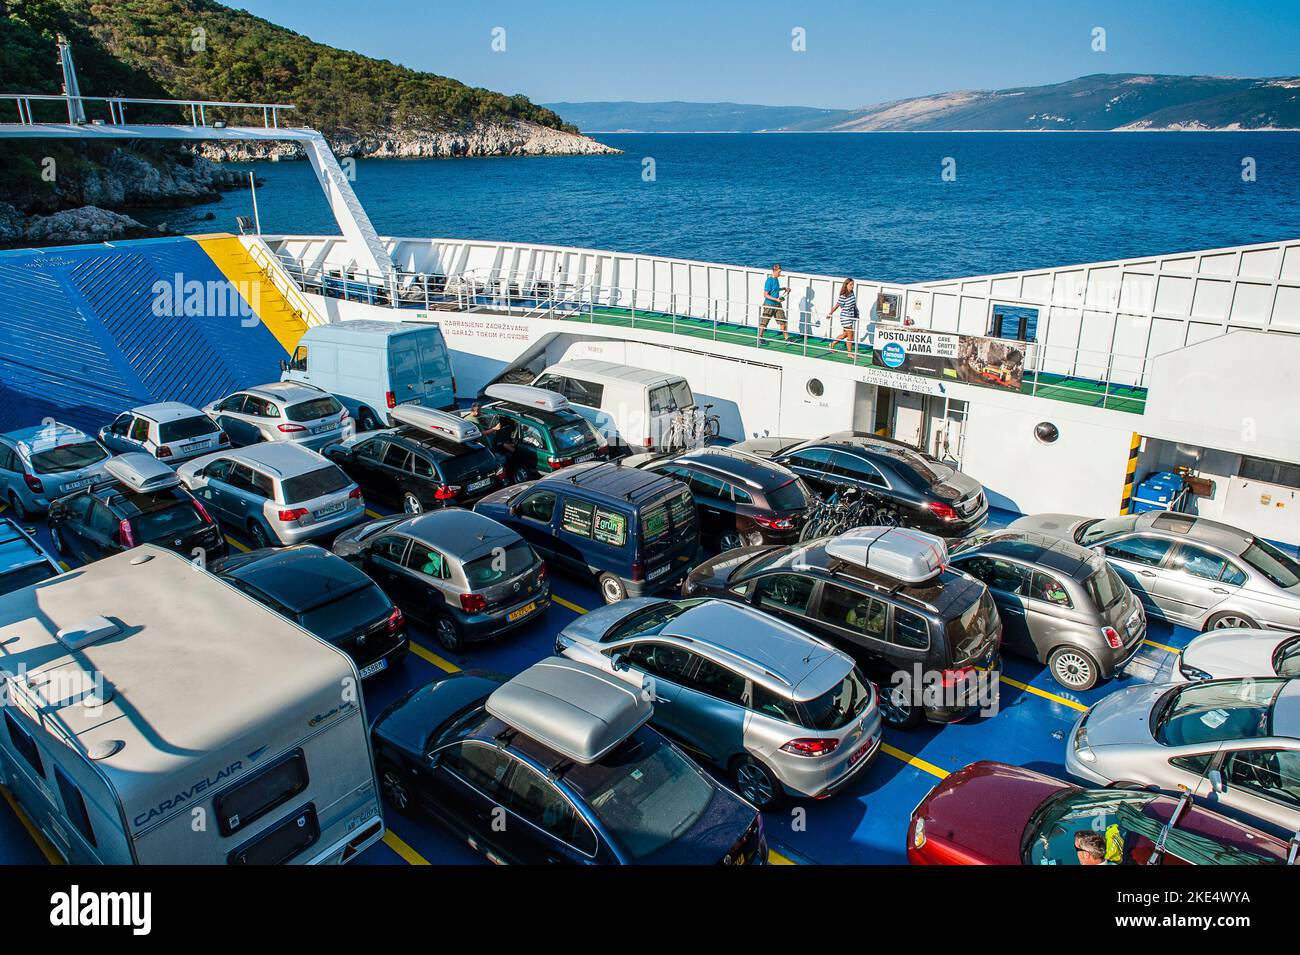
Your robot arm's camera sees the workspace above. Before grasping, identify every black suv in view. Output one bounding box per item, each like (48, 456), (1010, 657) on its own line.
(624, 447), (811, 550)
(48, 453), (225, 565)
(211, 544), (408, 679)
(684, 538), (1002, 728)
(325, 426), (505, 513)
(733, 431), (987, 537)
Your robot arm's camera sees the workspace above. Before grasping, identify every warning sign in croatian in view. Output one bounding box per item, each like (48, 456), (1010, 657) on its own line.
(871, 327), (1025, 392)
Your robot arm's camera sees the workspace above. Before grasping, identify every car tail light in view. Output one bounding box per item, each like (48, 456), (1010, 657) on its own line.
(348, 487), (363, 501)
(642, 437), (653, 448)
(1102, 626), (1123, 650)
(157, 445), (173, 459)
(385, 391), (397, 409)
(753, 514), (794, 531)
(433, 484), (460, 500)
(460, 593), (487, 614)
(537, 561), (548, 582)
(218, 431), (230, 444)
(339, 409), (351, 422)
(927, 501), (959, 522)
(277, 507), (309, 522)
(548, 456), (573, 468)
(912, 817), (927, 849)
(779, 738), (839, 757)
(277, 423), (307, 433)
(631, 561), (643, 581)
(23, 474), (43, 494)
(192, 498), (215, 526)
(494, 465), (507, 479)
(117, 519), (135, 547)
(386, 607), (404, 632)
(940, 666), (975, 688)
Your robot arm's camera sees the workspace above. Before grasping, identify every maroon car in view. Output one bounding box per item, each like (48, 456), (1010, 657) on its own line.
(908, 761), (1293, 866)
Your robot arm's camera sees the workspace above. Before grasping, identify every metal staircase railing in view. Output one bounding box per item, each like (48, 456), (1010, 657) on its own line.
(244, 236), (327, 329)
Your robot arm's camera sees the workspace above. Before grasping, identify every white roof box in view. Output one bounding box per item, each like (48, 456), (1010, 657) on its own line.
(826, 526), (948, 584)
(484, 383), (570, 413)
(391, 405), (482, 443)
(485, 657), (652, 765)
(104, 453), (180, 493)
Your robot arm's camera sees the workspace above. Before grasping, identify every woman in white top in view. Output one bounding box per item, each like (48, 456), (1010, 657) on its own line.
(827, 278), (859, 355)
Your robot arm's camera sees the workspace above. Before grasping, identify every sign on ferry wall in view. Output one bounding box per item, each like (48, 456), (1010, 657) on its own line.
(872, 327), (1025, 392)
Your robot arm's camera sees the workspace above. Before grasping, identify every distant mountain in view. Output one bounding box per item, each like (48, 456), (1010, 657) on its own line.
(553, 75), (1300, 133)
(543, 101), (840, 132)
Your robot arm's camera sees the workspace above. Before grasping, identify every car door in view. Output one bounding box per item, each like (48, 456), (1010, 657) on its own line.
(684, 468), (731, 541)
(211, 395), (252, 445)
(399, 538), (454, 622)
(341, 436), (387, 493)
(951, 555), (1034, 654)
(428, 740), (517, 854)
(0, 445), (21, 502)
(128, 416), (153, 455)
(777, 447), (837, 496)
(374, 442), (412, 502)
(363, 534), (415, 608)
(1160, 543), (1244, 626)
(1098, 534), (1176, 617)
(192, 457), (237, 522)
(79, 499), (121, 562)
(807, 581), (901, 680)
(1214, 745), (1300, 835)
(221, 463), (266, 530)
(612, 641), (689, 737)
(512, 489), (560, 560)
(56, 494), (95, 562)
(672, 656), (749, 764)
(101, 414), (135, 454)
(827, 449), (888, 502)
(499, 759), (599, 864)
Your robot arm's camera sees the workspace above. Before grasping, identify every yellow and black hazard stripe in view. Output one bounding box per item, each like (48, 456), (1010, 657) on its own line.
(1119, 433), (1142, 514)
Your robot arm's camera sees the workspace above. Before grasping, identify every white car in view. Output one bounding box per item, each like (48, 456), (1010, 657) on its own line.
(1177, 628), (1300, 682)
(204, 381), (353, 452)
(99, 401), (228, 464)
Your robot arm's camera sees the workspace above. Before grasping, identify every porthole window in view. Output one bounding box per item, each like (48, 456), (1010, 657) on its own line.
(1034, 422), (1060, 444)
(806, 378), (824, 398)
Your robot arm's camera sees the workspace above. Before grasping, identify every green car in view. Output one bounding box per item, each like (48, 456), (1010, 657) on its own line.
(475, 384), (608, 482)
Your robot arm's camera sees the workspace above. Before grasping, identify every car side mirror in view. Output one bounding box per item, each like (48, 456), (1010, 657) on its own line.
(278, 359), (289, 372)
(1208, 769), (1227, 794)
(610, 653), (629, 672)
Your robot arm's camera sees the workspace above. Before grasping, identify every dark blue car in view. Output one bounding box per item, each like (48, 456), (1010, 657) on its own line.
(474, 462), (701, 604)
(370, 664), (767, 865)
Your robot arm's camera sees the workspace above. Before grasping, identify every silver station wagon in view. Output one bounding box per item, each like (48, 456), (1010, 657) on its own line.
(0, 422), (110, 519)
(557, 597), (882, 810)
(1012, 511), (1300, 632)
(204, 381), (354, 452)
(178, 443), (366, 547)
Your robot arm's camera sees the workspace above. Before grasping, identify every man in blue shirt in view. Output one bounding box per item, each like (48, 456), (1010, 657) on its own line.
(758, 263), (789, 344)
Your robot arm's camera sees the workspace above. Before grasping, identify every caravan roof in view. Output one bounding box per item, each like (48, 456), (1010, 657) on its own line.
(0, 546), (359, 831)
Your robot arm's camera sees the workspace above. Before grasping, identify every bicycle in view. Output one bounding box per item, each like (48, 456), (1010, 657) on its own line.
(798, 486), (878, 541)
(664, 404), (721, 451)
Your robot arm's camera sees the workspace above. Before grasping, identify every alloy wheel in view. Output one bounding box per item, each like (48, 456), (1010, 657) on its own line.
(381, 768), (411, 812)
(879, 685), (914, 725)
(1212, 614), (1254, 629)
(718, 532), (743, 551)
(1052, 650), (1094, 689)
(735, 761), (775, 807)
(403, 493), (424, 514)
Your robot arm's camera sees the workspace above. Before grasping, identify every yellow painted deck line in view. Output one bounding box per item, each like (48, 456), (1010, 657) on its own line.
(224, 534), (250, 553)
(768, 849), (796, 865)
(409, 639), (459, 673)
(365, 509), (384, 519)
(194, 234), (308, 355)
(996, 672), (1088, 712)
(552, 595), (590, 615)
(1143, 638), (1179, 655)
(880, 742), (949, 780)
(58, 561), (70, 571)
(382, 829), (430, 865)
(0, 785), (63, 865)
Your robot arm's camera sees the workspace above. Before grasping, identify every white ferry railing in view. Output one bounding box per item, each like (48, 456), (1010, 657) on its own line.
(1, 92), (295, 128)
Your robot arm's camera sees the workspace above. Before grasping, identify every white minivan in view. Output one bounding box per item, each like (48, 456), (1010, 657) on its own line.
(532, 359), (695, 451)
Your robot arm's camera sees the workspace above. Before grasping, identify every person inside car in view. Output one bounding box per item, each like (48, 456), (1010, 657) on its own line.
(1074, 831), (1111, 865)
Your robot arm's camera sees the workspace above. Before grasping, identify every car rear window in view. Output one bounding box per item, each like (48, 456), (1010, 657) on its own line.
(131, 498), (206, 544)
(1241, 539), (1300, 589)
(0, 562), (59, 596)
(30, 442), (107, 474)
(463, 541), (536, 586)
(797, 667), (871, 731)
(281, 466), (351, 504)
(438, 446), (499, 484)
(766, 478), (807, 512)
(285, 396), (343, 422)
(158, 416), (220, 442)
(945, 590), (998, 664)
(1086, 563), (1127, 610)
(553, 421), (598, 452)
(300, 583), (392, 643)
(1078, 515), (1139, 546)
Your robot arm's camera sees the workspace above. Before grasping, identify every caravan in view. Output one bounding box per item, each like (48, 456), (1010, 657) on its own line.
(0, 546), (385, 864)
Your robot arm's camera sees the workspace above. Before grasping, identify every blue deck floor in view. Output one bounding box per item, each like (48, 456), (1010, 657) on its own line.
(0, 500), (1197, 867)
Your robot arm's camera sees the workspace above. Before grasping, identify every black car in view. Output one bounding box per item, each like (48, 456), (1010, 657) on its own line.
(0, 518), (62, 595)
(685, 531), (1002, 728)
(210, 543), (408, 679)
(733, 431), (987, 537)
(370, 659), (768, 865)
(325, 425), (504, 514)
(624, 447), (811, 550)
(47, 453), (225, 564)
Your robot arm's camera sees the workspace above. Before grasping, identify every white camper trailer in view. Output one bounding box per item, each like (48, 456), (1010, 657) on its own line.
(0, 546), (384, 864)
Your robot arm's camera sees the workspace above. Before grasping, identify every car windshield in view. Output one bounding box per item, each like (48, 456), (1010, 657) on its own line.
(285, 396), (343, 422)
(552, 421), (598, 452)
(1086, 563), (1128, 610)
(1023, 789), (1154, 865)
(300, 583), (391, 642)
(30, 442), (107, 475)
(585, 736), (715, 861)
(131, 498), (206, 544)
(1241, 539), (1300, 589)
(766, 478), (808, 512)
(1077, 515), (1139, 547)
(603, 599), (707, 642)
(1272, 636), (1300, 678)
(462, 541), (535, 585)
(797, 667), (871, 730)
(1153, 679), (1286, 746)
(281, 466), (351, 504)
(0, 562), (59, 596)
(158, 416), (220, 442)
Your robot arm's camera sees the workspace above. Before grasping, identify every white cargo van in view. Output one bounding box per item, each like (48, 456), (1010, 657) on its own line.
(0, 546), (384, 864)
(532, 359), (695, 451)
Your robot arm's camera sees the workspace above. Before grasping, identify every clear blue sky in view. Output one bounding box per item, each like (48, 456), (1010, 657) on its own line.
(230, 0), (1300, 109)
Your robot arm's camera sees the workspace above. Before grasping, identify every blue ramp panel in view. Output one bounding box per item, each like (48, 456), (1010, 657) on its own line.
(0, 237), (287, 434)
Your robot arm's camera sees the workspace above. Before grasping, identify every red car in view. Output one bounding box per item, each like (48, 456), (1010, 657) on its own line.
(908, 761), (1294, 866)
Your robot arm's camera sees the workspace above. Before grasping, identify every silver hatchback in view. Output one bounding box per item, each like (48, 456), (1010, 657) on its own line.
(177, 443), (366, 547)
(203, 381), (354, 452)
(0, 422), (111, 519)
(557, 597), (882, 809)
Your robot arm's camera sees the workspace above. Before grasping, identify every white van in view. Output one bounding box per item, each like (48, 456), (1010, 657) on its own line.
(0, 546), (384, 864)
(532, 359), (695, 451)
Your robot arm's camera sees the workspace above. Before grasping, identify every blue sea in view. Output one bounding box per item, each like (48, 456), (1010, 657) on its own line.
(146, 132), (1300, 283)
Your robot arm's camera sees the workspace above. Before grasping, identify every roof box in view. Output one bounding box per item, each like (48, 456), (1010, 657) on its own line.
(484, 383), (570, 414)
(391, 405), (482, 443)
(485, 657), (652, 765)
(825, 526), (948, 584)
(104, 453), (180, 493)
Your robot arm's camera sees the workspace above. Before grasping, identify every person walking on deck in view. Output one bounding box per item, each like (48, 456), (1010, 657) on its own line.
(758, 264), (789, 344)
(828, 278), (859, 354)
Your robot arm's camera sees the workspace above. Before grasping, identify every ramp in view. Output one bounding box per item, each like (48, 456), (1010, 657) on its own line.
(195, 234), (314, 354)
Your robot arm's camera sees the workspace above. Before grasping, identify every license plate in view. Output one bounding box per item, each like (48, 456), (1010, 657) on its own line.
(61, 478), (91, 492)
(508, 601), (537, 623)
(647, 564), (671, 581)
(467, 478), (492, 493)
(315, 500), (345, 518)
(312, 423), (338, 435)
(358, 659), (388, 679)
(848, 738), (874, 767)
(574, 453), (595, 463)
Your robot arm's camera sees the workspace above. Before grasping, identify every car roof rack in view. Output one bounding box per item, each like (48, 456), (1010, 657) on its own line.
(825, 526), (947, 585)
(484, 383), (571, 414)
(390, 405), (483, 444)
(102, 453), (180, 493)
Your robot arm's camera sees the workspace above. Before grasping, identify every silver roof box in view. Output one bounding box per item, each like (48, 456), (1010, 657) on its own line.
(825, 526), (948, 584)
(484, 383), (570, 413)
(390, 404), (482, 443)
(485, 656), (652, 765)
(103, 453), (180, 493)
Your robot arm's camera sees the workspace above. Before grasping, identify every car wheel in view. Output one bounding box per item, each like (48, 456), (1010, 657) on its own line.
(732, 755), (783, 810)
(378, 761), (415, 816)
(1048, 646), (1100, 691)
(7, 492), (31, 522)
(403, 492), (424, 515)
(512, 466), (533, 485)
(434, 614), (464, 653)
(598, 572), (628, 604)
(878, 681), (923, 729)
(1206, 611), (1258, 630)
(357, 408), (381, 432)
(48, 522), (66, 556)
(718, 531), (744, 551)
(247, 520), (271, 550)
